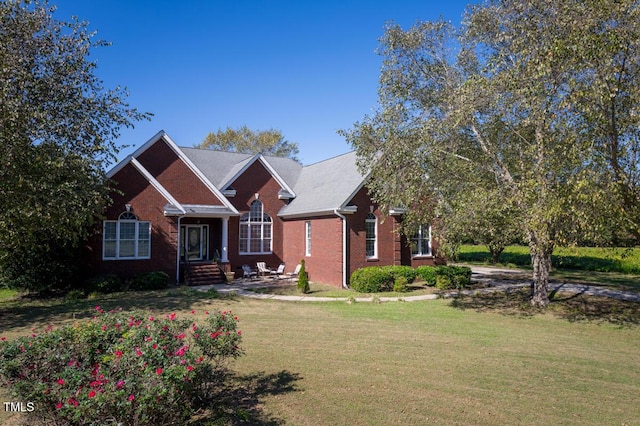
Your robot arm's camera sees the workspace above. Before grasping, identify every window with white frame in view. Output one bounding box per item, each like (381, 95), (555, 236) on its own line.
(305, 221), (311, 256)
(365, 213), (377, 258)
(411, 225), (432, 257)
(103, 211), (151, 260)
(239, 200), (272, 254)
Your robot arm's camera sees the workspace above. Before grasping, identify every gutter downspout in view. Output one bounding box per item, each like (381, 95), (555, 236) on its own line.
(176, 216), (184, 284)
(333, 209), (348, 288)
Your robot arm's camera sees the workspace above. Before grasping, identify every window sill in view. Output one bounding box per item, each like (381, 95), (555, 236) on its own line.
(103, 257), (151, 261)
(411, 254), (433, 259)
(239, 252), (273, 256)
(366, 257), (379, 262)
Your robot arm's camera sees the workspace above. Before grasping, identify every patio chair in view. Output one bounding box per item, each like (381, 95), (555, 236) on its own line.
(286, 264), (302, 281)
(270, 263), (286, 278)
(242, 264), (257, 280)
(256, 261), (271, 277)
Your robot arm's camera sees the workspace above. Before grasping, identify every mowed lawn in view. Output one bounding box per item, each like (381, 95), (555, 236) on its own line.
(1, 289), (639, 425)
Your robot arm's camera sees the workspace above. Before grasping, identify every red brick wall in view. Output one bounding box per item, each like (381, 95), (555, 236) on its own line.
(136, 137), (224, 206)
(226, 160), (288, 272)
(282, 216), (343, 287)
(89, 162), (179, 282)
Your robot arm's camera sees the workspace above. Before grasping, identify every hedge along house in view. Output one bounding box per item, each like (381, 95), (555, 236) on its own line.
(89, 130), (440, 288)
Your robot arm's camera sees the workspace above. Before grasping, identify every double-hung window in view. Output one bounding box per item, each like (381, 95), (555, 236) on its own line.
(305, 221), (311, 256)
(103, 212), (151, 260)
(411, 225), (432, 257)
(365, 213), (378, 259)
(239, 200), (272, 254)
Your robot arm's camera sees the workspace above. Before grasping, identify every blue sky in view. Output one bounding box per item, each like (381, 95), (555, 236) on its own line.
(53, 1), (472, 166)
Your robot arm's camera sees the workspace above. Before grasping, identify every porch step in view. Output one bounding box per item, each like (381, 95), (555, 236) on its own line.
(188, 263), (225, 286)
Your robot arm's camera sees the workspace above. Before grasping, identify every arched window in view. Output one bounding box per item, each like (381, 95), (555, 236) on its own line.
(365, 213), (377, 259)
(239, 200), (272, 254)
(103, 211), (151, 260)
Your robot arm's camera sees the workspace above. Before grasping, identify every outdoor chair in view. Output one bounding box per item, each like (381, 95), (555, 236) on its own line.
(286, 264), (302, 281)
(242, 264), (257, 280)
(270, 263), (286, 279)
(256, 262), (271, 277)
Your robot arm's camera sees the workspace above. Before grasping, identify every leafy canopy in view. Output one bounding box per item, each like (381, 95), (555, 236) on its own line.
(0, 0), (149, 291)
(197, 125), (300, 161)
(343, 0), (640, 307)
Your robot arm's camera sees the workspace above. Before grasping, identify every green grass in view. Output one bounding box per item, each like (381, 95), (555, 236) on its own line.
(459, 245), (640, 289)
(459, 244), (640, 273)
(247, 280), (439, 298)
(1, 289), (639, 425)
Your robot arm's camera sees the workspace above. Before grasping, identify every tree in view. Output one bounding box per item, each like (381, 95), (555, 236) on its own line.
(0, 0), (149, 291)
(197, 125), (300, 161)
(343, 0), (638, 307)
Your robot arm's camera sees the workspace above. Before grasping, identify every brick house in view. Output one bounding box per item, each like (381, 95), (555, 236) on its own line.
(88, 130), (440, 287)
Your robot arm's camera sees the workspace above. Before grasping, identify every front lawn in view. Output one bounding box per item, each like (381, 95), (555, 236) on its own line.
(246, 280), (439, 298)
(1, 288), (639, 425)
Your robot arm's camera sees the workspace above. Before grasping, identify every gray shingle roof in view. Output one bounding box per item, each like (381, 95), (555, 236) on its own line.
(179, 147), (366, 218)
(278, 151), (367, 218)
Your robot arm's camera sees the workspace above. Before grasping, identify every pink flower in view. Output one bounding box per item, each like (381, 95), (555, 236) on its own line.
(128, 394), (135, 401)
(116, 380), (125, 388)
(57, 379), (65, 386)
(191, 310), (195, 314)
(187, 365), (194, 371)
(101, 325), (107, 331)
(149, 316), (155, 321)
(115, 350), (123, 358)
(1, 337), (6, 341)
(55, 402), (63, 409)
(169, 313), (176, 321)
(68, 398), (79, 407)
(88, 390), (96, 398)
(156, 368), (163, 375)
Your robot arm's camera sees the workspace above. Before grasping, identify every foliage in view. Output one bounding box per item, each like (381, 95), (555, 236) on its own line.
(382, 265), (417, 283)
(459, 245), (640, 275)
(434, 266), (472, 290)
(197, 125), (300, 161)
(127, 271), (169, 292)
(349, 267), (394, 293)
(342, 0), (640, 307)
(86, 274), (123, 294)
(297, 259), (310, 294)
(0, 307), (242, 425)
(415, 266), (437, 286)
(393, 275), (409, 293)
(0, 0), (150, 292)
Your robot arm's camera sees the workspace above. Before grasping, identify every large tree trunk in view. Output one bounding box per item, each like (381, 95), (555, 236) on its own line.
(528, 240), (554, 308)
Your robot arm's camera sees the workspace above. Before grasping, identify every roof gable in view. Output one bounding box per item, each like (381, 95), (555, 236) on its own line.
(106, 131), (238, 214)
(180, 147), (303, 196)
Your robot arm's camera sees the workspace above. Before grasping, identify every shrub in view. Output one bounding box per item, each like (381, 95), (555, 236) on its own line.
(393, 275), (409, 293)
(64, 289), (86, 301)
(86, 274), (122, 294)
(435, 266), (472, 290)
(415, 266), (437, 286)
(349, 267), (394, 293)
(0, 307), (243, 425)
(383, 265), (417, 284)
(128, 271), (169, 291)
(297, 259), (310, 294)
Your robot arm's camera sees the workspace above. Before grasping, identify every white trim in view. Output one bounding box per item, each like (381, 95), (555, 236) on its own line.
(411, 225), (433, 258)
(305, 221), (311, 257)
(365, 213), (378, 259)
(220, 154), (297, 199)
(102, 219), (151, 260)
(130, 158), (185, 214)
(106, 131), (238, 214)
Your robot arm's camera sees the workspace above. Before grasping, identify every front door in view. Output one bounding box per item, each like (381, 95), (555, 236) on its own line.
(181, 225), (209, 261)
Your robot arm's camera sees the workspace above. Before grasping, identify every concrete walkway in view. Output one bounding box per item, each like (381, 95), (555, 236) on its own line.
(193, 266), (640, 303)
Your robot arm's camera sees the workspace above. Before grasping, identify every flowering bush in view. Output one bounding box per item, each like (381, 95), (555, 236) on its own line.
(0, 307), (243, 425)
